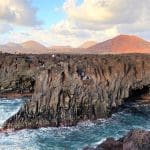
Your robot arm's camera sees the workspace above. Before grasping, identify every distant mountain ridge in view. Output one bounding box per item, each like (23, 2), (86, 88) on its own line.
(0, 42), (23, 54)
(87, 35), (150, 54)
(79, 41), (97, 49)
(21, 40), (48, 54)
(0, 41), (48, 54)
(0, 35), (149, 54)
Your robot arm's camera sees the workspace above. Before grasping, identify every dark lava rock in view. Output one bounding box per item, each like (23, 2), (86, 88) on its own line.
(1, 53), (150, 130)
(0, 54), (37, 97)
(83, 129), (150, 150)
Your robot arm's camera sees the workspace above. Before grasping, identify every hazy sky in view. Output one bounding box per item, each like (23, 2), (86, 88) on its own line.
(0, 0), (150, 47)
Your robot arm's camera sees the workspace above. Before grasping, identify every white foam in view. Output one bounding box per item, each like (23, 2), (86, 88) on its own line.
(0, 99), (23, 127)
(95, 138), (106, 145)
(77, 120), (95, 127)
(92, 138), (106, 148)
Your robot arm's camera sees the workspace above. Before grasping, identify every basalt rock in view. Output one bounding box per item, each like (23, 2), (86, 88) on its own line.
(0, 53), (57, 97)
(2, 54), (150, 130)
(84, 129), (150, 150)
(0, 54), (36, 97)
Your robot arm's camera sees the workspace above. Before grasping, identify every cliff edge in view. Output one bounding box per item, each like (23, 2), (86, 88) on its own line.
(1, 54), (150, 130)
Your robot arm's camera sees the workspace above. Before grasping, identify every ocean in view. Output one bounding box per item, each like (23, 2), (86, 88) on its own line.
(0, 98), (150, 150)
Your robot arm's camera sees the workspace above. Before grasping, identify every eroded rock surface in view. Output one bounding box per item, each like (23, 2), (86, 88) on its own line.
(2, 54), (150, 130)
(0, 53), (57, 97)
(84, 129), (150, 150)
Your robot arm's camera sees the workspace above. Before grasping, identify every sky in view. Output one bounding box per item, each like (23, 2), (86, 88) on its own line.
(0, 0), (150, 47)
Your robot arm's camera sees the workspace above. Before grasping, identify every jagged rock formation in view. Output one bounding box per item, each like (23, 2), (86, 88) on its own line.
(2, 53), (150, 130)
(0, 53), (54, 97)
(84, 129), (150, 150)
(0, 54), (36, 97)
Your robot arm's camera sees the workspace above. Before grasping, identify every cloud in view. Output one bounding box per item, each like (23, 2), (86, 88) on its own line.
(1, 0), (149, 47)
(51, 20), (91, 38)
(48, 0), (150, 45)
(0, 0), (41, 26)
(63, 0), (150, 32)
(45, 0), (149, 46)
(0, 23), (13, 33)
(5, 20), (118, 47)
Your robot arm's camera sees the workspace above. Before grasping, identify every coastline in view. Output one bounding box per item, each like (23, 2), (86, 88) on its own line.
(1, 53), (150, 130)
(83, 129), (150, 150)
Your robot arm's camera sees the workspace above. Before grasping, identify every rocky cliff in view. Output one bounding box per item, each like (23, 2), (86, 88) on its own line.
(1, 53), (150, 130)
(0, 53), (55, 97)
(0, 54), (36, 97)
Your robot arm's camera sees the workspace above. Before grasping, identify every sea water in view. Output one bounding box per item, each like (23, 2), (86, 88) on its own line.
(0, 98), (150, 150)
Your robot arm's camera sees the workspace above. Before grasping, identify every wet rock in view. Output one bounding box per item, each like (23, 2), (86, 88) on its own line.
(84, 129), (150, 150)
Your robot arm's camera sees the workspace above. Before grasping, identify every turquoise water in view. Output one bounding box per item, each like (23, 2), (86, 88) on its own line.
(0, 98), (150, 150)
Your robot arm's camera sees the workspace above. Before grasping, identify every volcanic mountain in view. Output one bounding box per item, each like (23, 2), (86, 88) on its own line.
(87, 35), (150, 54)
(0, 42), (23, 54)
(79, 41), (97, 49)
(21, 40), (48, 54)
(0, 41), (49, 54)
(0, 35), (150, 54)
